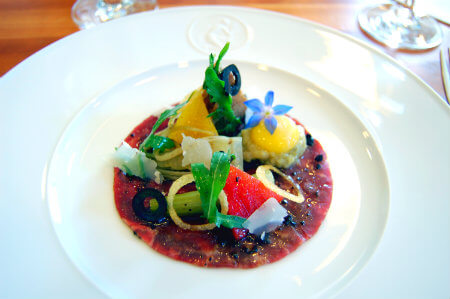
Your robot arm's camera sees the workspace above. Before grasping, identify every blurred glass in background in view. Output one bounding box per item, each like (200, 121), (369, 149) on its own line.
(72, 0), (158, 29)
(358, 0), (443, 50)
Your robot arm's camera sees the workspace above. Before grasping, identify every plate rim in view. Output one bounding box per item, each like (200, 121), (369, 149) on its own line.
(1, 5), (448, 299)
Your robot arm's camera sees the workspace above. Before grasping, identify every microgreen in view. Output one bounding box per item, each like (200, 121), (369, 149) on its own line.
(203, 42), (241, 136)
(191, 151), (245, 229)
(214, 42), (229, 73)
(139, 101), (187, 153)
(215, 211), (245, 229)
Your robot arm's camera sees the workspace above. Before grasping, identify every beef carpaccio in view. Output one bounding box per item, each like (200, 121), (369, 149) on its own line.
(114, 114), (333, 268)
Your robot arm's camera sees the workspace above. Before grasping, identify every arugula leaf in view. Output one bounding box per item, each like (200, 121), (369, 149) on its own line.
(190, 164), (210, 217)
(209, 53), (214, 69)
(191, 151), (245, 228)
(204, 67), (226, 99)
(203, 43), (241, 136)
(214, 42), (230, 74)
(215, 211), (246, 229)
(191, 151), (229, 222)
(145, 135), (175, 152)
(139, 101), (187, 153)
(208, 106), (241, 136)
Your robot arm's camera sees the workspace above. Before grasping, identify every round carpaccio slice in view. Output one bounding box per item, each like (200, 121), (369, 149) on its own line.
(114, 114), (333, 268)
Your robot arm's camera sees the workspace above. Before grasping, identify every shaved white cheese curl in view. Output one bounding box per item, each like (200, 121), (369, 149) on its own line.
(181, 135), (244, 170)
(181, 135), (213, 168)
(112, 142), (161, 181)
(203, 136), (244, 170)
(242, 198), (288, 235)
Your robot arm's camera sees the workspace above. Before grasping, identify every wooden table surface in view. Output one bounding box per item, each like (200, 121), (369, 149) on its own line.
(0, 0), (448, 99)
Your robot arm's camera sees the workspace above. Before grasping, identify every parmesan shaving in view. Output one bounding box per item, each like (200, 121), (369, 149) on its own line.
(113, 142), (161, 181)
(242, 197), (287, 235)
(181, 135), (213, 168)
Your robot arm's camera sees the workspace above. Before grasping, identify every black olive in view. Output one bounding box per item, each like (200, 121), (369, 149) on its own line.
(132, 188), (167, 224)
(220, 64), (241, 96)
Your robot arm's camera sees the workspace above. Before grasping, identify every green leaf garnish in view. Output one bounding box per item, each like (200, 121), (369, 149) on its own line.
(191, 151), (245, 229)
(144, 135), (175, 152)
(214, 42), (229, 74)
(204, 67), (226, 98)
(203, 42), (241, 136)
(139, 101), (188, 153)
(192, 151), (229, 222)
(215, 211), (246, 229)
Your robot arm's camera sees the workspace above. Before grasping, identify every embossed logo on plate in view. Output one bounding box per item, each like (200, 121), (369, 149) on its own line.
(188, 14), (249, 54)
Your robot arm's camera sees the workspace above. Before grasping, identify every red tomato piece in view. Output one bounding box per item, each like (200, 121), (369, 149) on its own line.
(223, 165), (283, 240)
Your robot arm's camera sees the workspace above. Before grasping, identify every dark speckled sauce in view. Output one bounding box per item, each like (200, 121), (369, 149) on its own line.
(114, 115), (332, 268)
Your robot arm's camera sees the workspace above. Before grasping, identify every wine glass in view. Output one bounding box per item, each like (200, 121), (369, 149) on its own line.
(72, 0), (158, 30)
(358, 0), (443, 50)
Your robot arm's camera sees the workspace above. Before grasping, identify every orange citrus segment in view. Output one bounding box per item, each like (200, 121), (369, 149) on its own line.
(168, 89), (218, 144)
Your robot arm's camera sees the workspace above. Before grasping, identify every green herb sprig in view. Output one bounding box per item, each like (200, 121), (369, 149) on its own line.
(139, 101), (187, 153)
(203, 43), (242, 136)
(191, 151), (245, 229)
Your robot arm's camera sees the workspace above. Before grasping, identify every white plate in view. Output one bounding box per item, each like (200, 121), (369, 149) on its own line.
(0, 6), (449, 299)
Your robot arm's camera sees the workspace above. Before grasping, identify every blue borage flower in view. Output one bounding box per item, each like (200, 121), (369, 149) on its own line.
(244, 91), (292, 134)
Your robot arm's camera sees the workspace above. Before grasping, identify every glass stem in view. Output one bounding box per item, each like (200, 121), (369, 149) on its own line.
(393, 0), (415, 9)
(393, 0), (418, 22)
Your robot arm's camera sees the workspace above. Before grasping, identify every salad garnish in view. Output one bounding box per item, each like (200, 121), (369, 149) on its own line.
(113, 141), (160, 181)
(192, 151), (245, 229)
(115, 42), (314, 243)
(167, 173), (229, 231)
(113, 42), (333, 268)
(139, 100), (188, 153)
(203, 42), (242, 136)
